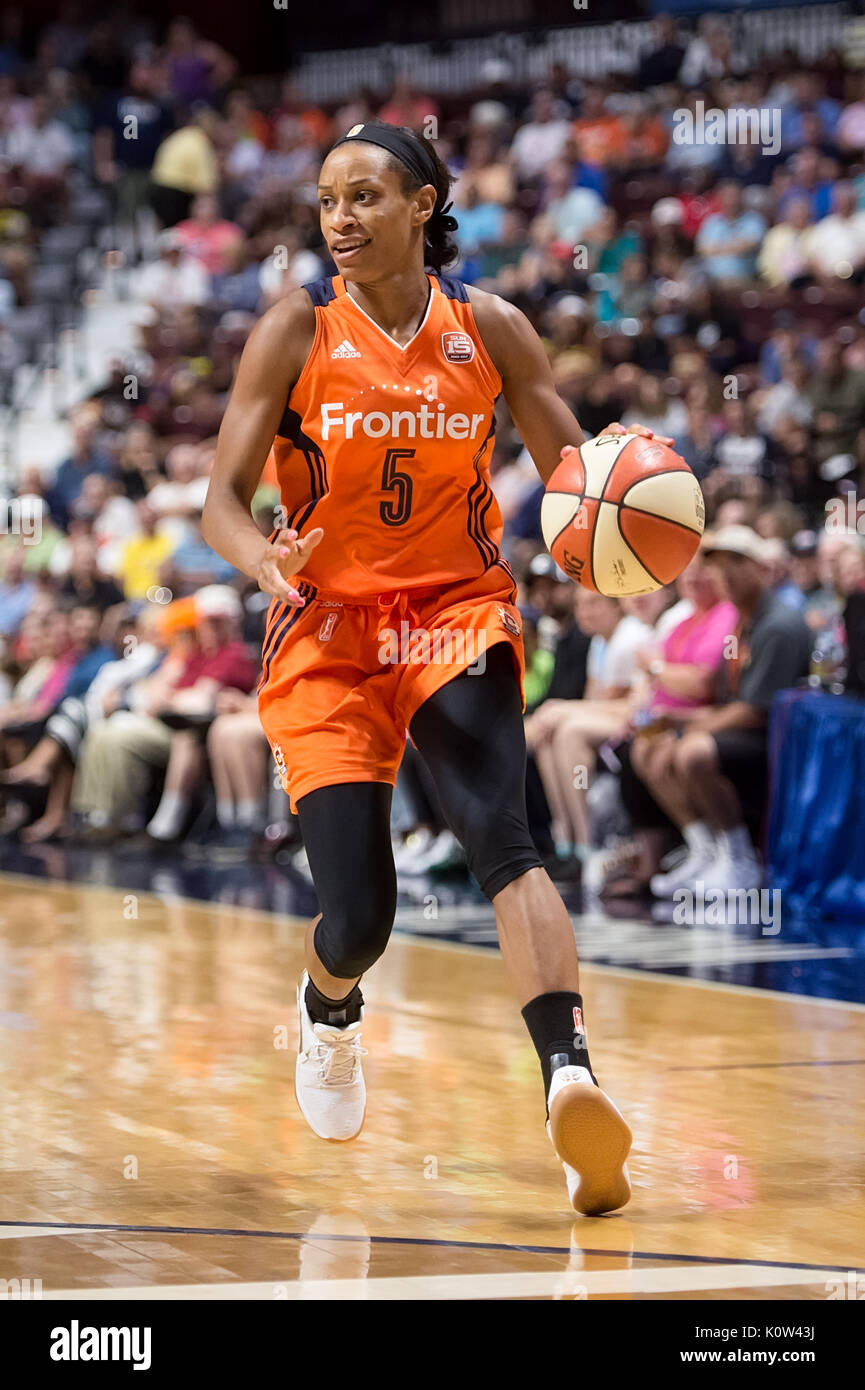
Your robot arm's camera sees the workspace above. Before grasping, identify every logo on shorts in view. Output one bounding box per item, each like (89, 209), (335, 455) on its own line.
(318, 612), (339, 641)
(272, 742), (289, 790)
(497, 605), (521, 637)
(441, 331), (475, 363)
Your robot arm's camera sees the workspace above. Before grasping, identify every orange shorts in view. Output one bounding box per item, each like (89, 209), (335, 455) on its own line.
(257, 566), (525, 813)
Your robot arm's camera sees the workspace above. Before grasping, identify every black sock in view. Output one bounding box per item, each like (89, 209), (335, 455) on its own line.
(521, 991), (597, 1105)
(305, 975), (364, 1027)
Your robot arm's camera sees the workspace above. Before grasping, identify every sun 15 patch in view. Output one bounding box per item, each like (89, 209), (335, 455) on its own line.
(442, 330), (475, 363)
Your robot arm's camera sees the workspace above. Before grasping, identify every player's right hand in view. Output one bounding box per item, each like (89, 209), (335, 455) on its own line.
(256, 526), (324, 607)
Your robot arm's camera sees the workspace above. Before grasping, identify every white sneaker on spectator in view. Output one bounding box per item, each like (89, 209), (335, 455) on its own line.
(699, 827), (763, 894)
(698, 847), (764, 896)
(650, 822), (717, 897)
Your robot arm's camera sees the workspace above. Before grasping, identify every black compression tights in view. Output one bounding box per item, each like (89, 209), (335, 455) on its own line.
(296, 642), (543, 982)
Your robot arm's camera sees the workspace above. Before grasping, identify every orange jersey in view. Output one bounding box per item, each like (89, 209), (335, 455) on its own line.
(271, 271), (514, 598)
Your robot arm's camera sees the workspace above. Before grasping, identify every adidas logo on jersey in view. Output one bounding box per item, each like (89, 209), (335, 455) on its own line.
(331, 339), (362, 359)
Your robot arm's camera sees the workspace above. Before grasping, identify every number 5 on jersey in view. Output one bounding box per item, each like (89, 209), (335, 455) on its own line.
(380, 447), (414, 526)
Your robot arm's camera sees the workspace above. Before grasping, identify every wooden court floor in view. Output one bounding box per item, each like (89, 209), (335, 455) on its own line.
(0, 871), (863, 1301)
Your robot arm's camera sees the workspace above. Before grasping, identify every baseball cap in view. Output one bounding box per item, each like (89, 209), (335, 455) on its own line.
(702, 525), (770, 566)
(195, 585), (242, 620)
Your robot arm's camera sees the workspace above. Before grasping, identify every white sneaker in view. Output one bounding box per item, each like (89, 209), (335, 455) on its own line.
(546, 1065), (632, 1216)
(699, 844), (764, 894)
(295, 972), (367, 1141)
(650, 839), (717, 897)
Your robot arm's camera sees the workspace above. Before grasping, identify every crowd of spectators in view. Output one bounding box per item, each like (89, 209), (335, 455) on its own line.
(1, 9), (865, 895)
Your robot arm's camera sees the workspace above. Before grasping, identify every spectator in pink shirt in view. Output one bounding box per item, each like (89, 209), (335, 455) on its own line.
(633, 554), (737, 714)
(175, 194), (244, 276)
(586, 550), (737, 896)
(0, 610), (74, 738)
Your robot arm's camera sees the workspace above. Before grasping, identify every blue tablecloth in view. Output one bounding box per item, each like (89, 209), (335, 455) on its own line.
(768, 689), (865, 919)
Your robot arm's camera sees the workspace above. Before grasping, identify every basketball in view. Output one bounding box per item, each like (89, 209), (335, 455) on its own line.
(541, 433), (706, 596)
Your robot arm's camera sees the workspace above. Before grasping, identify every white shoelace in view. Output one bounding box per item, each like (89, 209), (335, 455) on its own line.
(310, 1033), (367, 1087)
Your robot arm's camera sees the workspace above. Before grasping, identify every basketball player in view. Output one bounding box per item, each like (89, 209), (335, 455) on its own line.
(203, 122), (666, 1215)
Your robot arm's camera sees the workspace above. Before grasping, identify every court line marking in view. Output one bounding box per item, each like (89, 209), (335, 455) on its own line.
(670, 1059), (865, 1071)
(0, 1220), (861, 1275)
(0, 1227), (84, 1241)
(2, 871), (863, 1014)
(39, 1263), (843, 1300)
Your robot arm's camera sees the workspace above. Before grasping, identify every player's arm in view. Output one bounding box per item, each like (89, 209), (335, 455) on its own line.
(469, 289), (671, 485)
(202, 290), (322, 608)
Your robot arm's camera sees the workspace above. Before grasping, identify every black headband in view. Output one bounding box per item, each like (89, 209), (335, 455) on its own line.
(329, 122), (457, 227)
